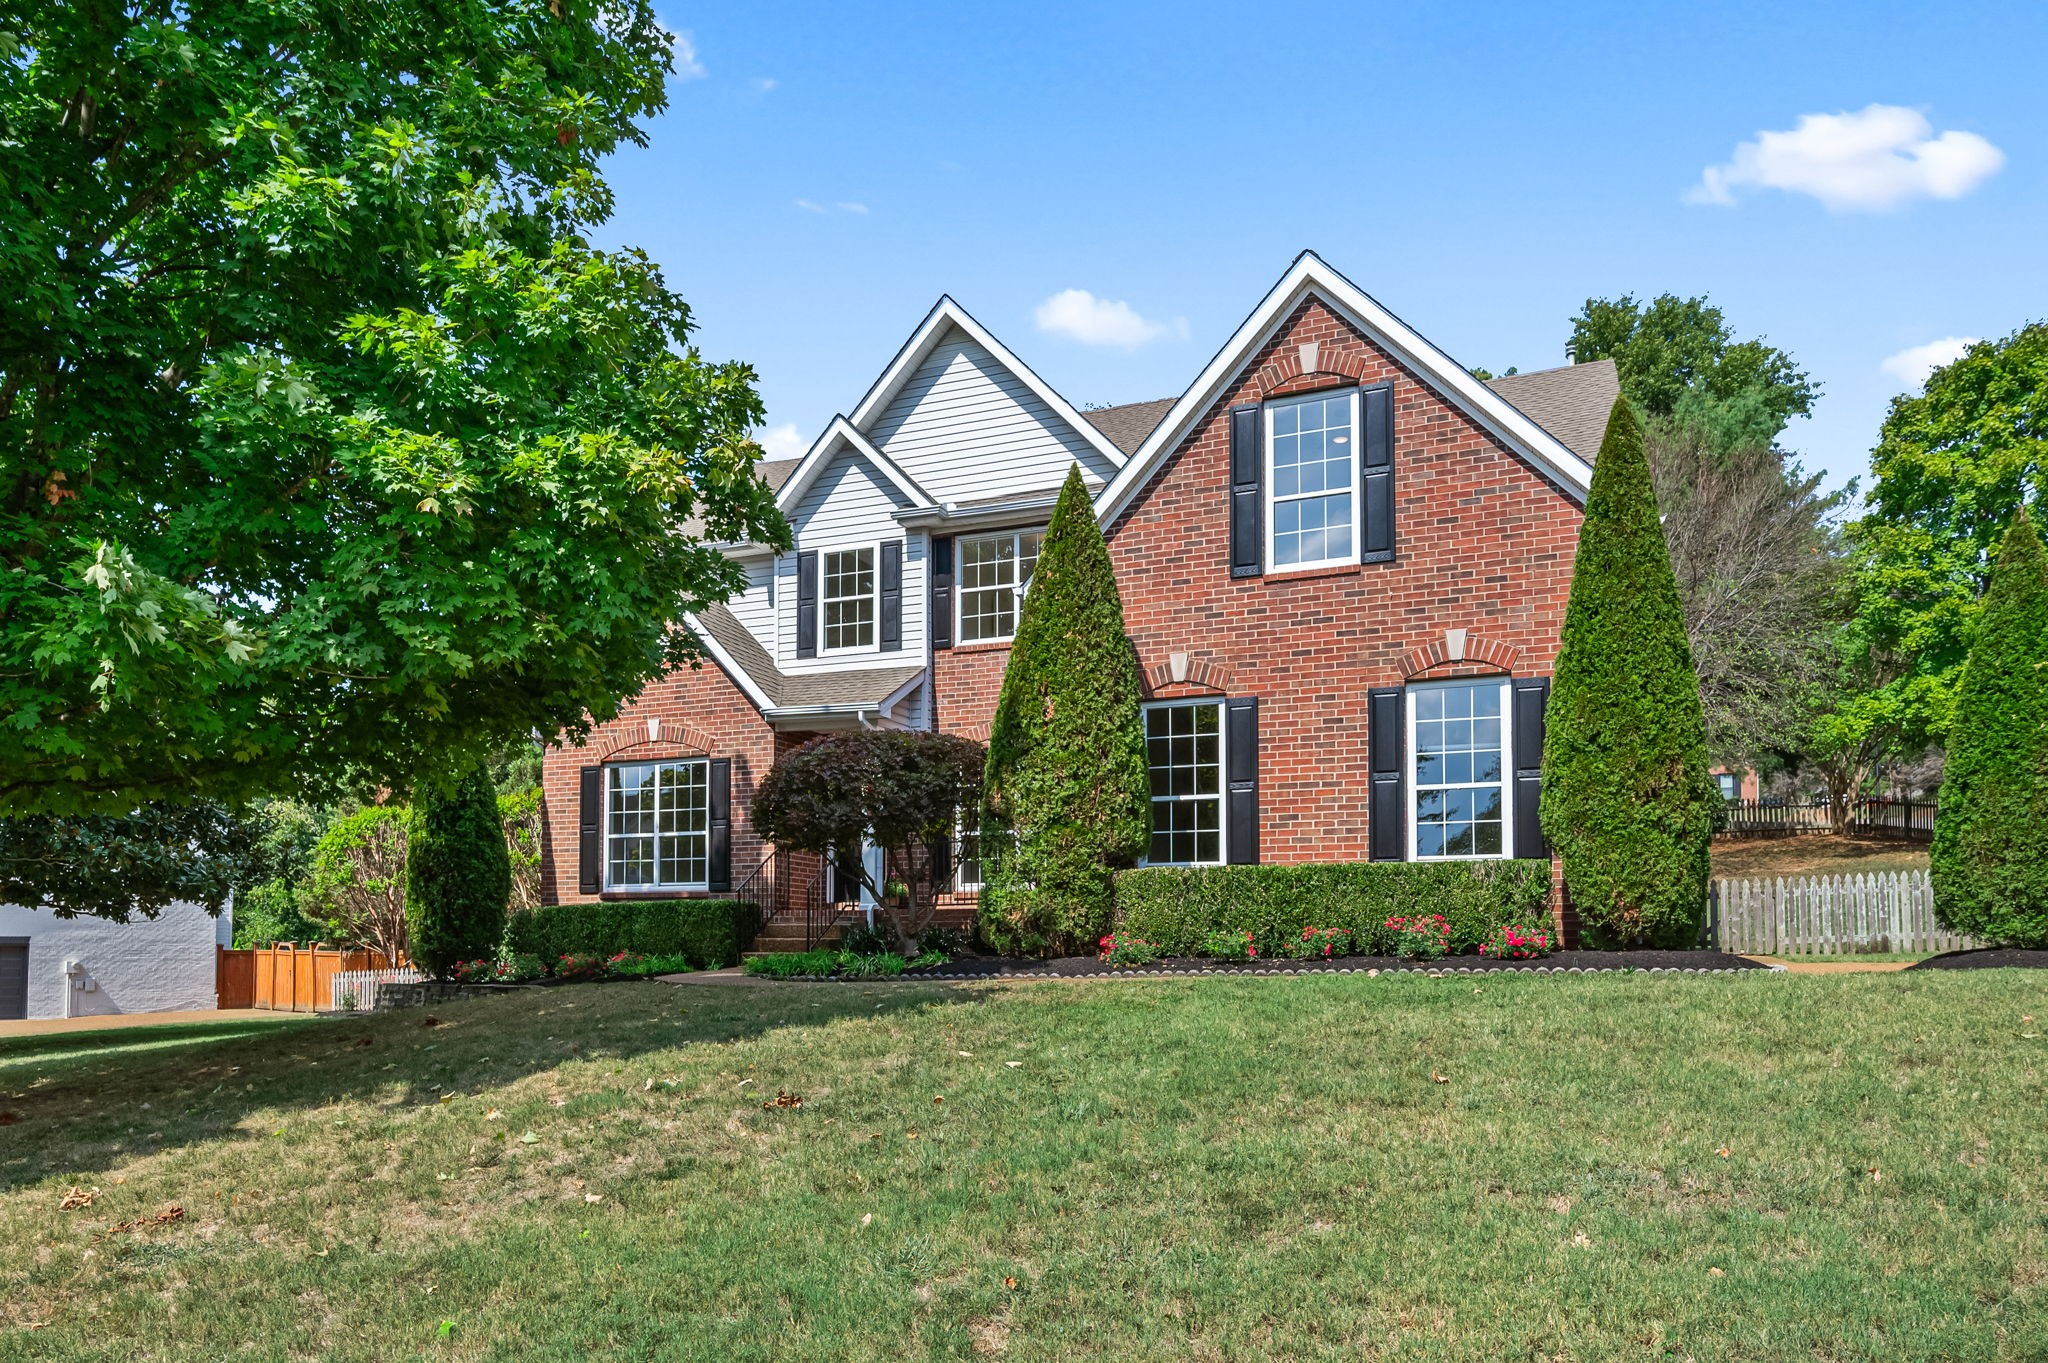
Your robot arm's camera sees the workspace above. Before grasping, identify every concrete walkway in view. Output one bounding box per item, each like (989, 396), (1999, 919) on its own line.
(1742, 957), (1915, 974)
(0, 1009), (294, 1040)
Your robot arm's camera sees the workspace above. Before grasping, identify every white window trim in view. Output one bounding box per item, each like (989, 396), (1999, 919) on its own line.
(953, 815), (983, 892)
(1140, 698), (1229, 867)
(1405, 677), (1514, 862)
(819, 541), (881, 656)
(604, 758), (712, 892)
(1264, 388), (1362, 572)
(955, 527), (1044, 645)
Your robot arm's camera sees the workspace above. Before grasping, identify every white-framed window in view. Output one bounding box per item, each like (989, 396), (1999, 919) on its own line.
(607, 760), (710, 890)
(1144, 700), (1226, 865)
(1266, 389), (1359, 570)
(822, 545), (877, 652)
(954, 818), (983, 892)
(1408, 679), (1511, 860)
(1716, 772), (1738, 801)
(958, 529), (1043, 643)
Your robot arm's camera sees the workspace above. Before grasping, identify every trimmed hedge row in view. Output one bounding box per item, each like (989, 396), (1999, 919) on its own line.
(1114, 861), (1553, 956)
(506, 899), (762, 970)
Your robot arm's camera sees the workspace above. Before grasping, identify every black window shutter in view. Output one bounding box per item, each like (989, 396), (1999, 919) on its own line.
(795, 550), (818, 658)
(929, 536), (953, 650)
(1361, 382), (1395, 563)
(1512, 677), (1550, 860)
(706, 758), (732, 891)
(879, 540), (903, 651)
(1225, 696), (1260, 864)
(578, 765), (603, 894)
(1368, 687), (1406, 861)
(1229, 403), (1263, 577)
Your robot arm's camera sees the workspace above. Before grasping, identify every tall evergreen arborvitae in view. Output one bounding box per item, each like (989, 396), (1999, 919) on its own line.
(1539, 398), (1718, 947)
(1931, 508), (2048, 945)
(404, 765), (513, 976)
(980, 464), (1149, 955)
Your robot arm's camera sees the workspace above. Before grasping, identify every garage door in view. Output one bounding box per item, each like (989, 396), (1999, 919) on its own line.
(0, 941), (25, 1020)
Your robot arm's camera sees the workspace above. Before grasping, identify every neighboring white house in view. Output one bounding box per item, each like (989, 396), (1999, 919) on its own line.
(0, 900), (228, 1021)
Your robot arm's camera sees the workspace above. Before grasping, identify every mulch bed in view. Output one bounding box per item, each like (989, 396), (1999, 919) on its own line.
(885, 949), (1768, 981)
(1908, 948), (2048, 970)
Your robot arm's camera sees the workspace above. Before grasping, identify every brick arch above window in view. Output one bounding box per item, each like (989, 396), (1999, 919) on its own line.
(1142, 652), (1234, 697)
(1399, 631), (1521, 680)
(596, 718), (718, 761)
(1255, 340), (1373, 398)
(954, 721), (992, 743)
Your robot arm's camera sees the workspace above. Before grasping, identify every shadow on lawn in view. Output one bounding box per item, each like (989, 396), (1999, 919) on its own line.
(0, 1019), (320, 1067)
(0, 979), (965, 1193)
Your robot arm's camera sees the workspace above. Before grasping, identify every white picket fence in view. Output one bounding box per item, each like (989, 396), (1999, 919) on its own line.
(1709, 870), (1974, 955)
(330, 966), (425, 1012)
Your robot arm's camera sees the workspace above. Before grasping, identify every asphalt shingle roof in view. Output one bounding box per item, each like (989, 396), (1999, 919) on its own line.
(692, 602), (923, 711)
(1483, 359), (1620, 463)
(1080, 397), (1175, 455)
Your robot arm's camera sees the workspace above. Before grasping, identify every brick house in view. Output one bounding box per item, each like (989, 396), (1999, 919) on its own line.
(540, 252), (1617, 937)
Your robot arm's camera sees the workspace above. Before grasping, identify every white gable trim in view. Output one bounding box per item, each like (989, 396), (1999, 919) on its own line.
(773, 416), (938, 515)
(682, 612), (775, 712)
(848, 296), (1130, 471)
(1094, 252), (1595, 525)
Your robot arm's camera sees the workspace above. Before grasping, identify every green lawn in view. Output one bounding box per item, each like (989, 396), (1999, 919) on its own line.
(2, 972), (2044, 1361)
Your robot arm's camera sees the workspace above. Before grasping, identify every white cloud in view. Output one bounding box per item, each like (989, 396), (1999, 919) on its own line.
(666, 27), (707, 80)
(1033, 289), (1179, 349)
(794, 199), (825, 213)
(755, 423), (807, 460)
(1688, 104), (2002, 212)
(751, 76), (778, 93)
(835, 201), (869, 215)
(795, 199), (866, 216)
(1881, 336), (1980, 388)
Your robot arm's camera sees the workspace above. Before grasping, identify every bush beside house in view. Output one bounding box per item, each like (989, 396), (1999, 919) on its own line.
(1931, 508), (2048, 946)
(1540, 398), (1717, 948)
(405, 766), (514, 978)
(1115, 861), (1553, 957)
(507, 899), (761, 970)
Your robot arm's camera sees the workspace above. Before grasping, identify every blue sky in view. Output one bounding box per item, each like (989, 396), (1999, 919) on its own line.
(598, 1), (2045, 494)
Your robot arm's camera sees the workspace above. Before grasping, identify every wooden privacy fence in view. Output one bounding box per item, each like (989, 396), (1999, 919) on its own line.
(1717, 797), (1936, 841)
(1708, 871), (1975, 955)
(216, 944), (400, 1012)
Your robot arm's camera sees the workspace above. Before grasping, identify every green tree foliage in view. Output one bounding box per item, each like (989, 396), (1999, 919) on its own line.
(1540, 400), (1717, 948)
(1, 1), (788, 817)
(0, 800), (263, 920)
(1568, 293), (1818, 451)
(1929, 511), (2048, 945)
(498, 786), (547, 915)
(1842, 326), (2048, 752)
(229, 799), (327, 945)
(980, 466), (1149, 956)
(752, 731), (985, 954)
(405, 767), (513, 977)
(306, 805), (410, 963)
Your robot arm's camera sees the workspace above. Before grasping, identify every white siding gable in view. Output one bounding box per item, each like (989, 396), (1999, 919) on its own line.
(867, 326), (1120, 503)
(772, 448), (928, 675)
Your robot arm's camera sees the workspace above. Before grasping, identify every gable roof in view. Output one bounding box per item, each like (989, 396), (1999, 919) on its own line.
(849, 297), (1132, 472)
(1094, 252), (1596, 525)
(1081, 398), (1175, 455)
(772, 416), (937, 515)
(1484, 360), (1620, 464)
(688, 603), (924, 719)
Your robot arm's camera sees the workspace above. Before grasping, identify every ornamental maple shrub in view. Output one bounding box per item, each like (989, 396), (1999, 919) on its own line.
(1931, 509), (2048, 945)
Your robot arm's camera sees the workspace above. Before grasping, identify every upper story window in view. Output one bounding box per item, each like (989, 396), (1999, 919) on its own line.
(608, 760), (710, 890)
(958, 529), (1042, 643)
(1266, 389), (1358, 570)
(1144, 700), (1225, 865)
(1409, 679), (1509, 859)
(822, 546), (876, 652)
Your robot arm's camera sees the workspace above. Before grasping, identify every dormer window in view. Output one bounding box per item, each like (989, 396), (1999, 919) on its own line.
(822, 547), (877, 652)
(957, 529), (1042, 643)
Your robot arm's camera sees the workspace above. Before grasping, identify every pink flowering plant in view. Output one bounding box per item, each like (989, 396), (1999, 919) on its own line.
(1098, 933), (1165, 968)
(1383, 914), (1452, 961)
(1477, 923), (1553, 960)
(1283, 926), (1356, 960)
(552, 952), (607, 981)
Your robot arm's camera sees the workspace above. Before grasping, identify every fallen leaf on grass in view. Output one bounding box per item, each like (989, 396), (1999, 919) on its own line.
(643, 1078), (654, 1091)
(762, 1091), (803, 1110)
(99, 1204), (184, 1239)
(957, 1051), (973, 1057)
(583, 1193), (603, 1203)
(1571, 1231), (1592, 1248)
(1869, 1167), (1882, 1182)
(438, 1094), (452, 1105)
(1707, 1267), (1725, 1277)
(906, 1131), (919, 1140)
(1004, 1062), (1023, 1069)
(1430, 1072), (1449, 1085)
(421, 1016), (442, 1028)
(933, 1095), (945, 1105)
(59, 1187), (97, 1211)
(1004, 1276), (1017, 1289)
(517, 1132), (540, 1145)
(484, 1109), (502, 1120)
(1715, 1147), (1731, 1158)
(860, 1213), (873, 1228)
